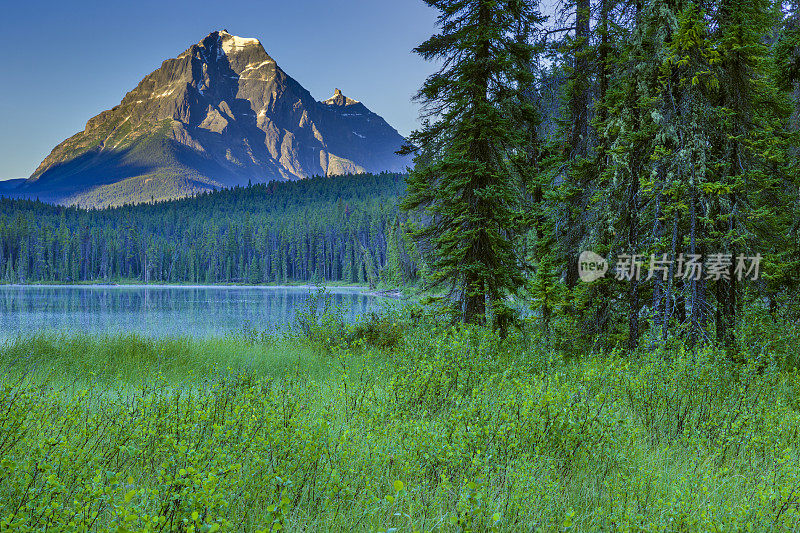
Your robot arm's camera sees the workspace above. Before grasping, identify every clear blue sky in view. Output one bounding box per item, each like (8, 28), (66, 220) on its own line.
(0, 0), (442, 180)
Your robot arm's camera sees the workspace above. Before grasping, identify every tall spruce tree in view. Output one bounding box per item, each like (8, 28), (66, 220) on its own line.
(402, 0), (544, 329)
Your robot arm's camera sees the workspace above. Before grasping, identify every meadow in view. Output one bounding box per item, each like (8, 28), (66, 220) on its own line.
(1, 304), (800, 532)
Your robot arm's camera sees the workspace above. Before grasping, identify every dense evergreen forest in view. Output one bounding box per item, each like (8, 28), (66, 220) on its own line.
(0, 173), (417, 286)
(398, 0), (800, 350)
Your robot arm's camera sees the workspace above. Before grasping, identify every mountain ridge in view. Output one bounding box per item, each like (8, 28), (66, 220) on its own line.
(15, 30), (409, 207)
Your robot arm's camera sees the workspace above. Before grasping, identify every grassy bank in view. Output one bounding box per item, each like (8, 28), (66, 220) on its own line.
(1, 315), (800, 531)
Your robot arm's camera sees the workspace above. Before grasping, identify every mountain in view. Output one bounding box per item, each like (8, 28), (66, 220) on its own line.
(17, 30), (409, 208)
(0, 179), (26, 194)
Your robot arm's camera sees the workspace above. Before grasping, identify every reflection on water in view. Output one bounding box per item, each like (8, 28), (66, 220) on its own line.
(0, 285), (378, 340)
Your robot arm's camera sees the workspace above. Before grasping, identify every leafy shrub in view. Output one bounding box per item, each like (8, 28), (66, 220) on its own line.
(292, 286), (348, 350)
(2, 318), (800, 531)
(346, 313), (406, 349)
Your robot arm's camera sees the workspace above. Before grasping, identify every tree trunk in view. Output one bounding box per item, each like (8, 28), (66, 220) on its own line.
(627, 178), (640, 351)
(688, 189), (707, 347)
(564, 0), (592, 289)
(461, 0), (492, 325)
(792, 2), (800, 135)
(463, 276), (486, 325)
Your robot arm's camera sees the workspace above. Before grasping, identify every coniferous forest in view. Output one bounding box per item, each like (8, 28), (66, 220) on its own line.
(398, 0), (800, 350)
(0, 173), (415, 287)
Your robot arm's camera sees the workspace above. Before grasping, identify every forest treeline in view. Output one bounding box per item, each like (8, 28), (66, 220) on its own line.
(0, 173), (417, 286)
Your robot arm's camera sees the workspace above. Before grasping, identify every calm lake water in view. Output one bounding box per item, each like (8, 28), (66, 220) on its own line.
(0, 285), (381, 341)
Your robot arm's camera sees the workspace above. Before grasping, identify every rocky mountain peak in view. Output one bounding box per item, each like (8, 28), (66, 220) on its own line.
(323, 88), (360, 107)
(18, 30), (409, 208)
(206, 30), (263, 56)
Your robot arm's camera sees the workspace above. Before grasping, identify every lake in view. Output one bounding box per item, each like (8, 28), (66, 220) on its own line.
(0, 285), (381, 341)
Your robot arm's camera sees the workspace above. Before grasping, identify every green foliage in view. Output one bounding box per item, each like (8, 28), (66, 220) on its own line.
(292, 285), (349, 349)
(347, 313), (406, 349)
(530, 0), (800, 351)
(293, 286), (407, 350)
(3, 313), (800, 530)
(402, 0), (545, 327)
(774, 20), (800, 92)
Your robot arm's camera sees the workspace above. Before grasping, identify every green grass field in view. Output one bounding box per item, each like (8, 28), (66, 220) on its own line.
(1, 310), (800, 531)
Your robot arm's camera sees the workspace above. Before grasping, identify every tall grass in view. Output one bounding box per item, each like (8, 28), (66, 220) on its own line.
(0, 332), (330, 386)
(1, 314), (799, 531)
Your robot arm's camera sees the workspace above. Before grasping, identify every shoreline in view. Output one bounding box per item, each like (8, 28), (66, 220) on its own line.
(0, 283), (372, 292)
(0, 283), (410, 298)
(363, 288), (405, 299)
